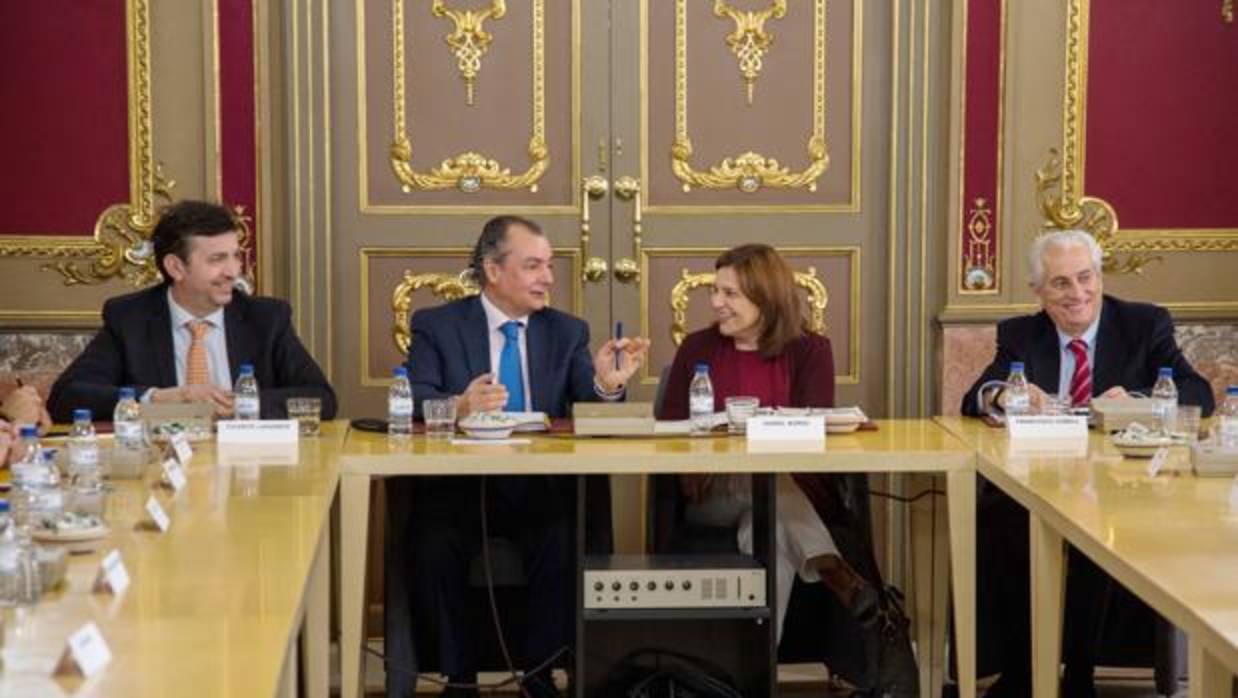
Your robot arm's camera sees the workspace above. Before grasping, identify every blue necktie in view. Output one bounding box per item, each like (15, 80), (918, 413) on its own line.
(498, 320), (526, 412)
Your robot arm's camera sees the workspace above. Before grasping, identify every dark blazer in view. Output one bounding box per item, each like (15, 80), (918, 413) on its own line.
(47, 285), (337, 422)
(962, 294), (1214, 417)
(406, 295), (600, 418)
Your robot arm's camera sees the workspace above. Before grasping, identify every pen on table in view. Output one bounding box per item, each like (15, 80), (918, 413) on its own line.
(614, 321), (623, 370)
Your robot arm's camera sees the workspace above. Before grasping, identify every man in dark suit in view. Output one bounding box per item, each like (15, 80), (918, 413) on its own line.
(394, 215), (648, 698)
(962, 229), (1214, 697)
(48, 200), (336, 423)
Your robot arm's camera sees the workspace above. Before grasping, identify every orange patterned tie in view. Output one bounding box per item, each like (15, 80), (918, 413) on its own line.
(185, 320), (211, 386)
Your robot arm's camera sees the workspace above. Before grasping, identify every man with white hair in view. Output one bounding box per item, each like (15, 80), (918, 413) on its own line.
(962, 229), (1214, 697)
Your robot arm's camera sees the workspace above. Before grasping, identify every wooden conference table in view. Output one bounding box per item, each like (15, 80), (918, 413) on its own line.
(0, 422), (342, 698)
(936, 416), (1238, 698)
(338, 420), (981, 698)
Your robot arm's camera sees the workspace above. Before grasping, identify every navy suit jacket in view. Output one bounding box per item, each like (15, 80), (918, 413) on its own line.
(406, 295), (601, 418)
(962, 295), (1214, 417)
(48, 285), (337, 422)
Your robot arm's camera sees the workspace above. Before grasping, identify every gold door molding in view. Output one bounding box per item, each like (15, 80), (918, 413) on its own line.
(1040, 0), (1238, 270)
(0, 0), (175, 287)
(671, 0), (826, 194)
(389, 0), (547, 194)
(640, 0), (862, 213)
(639, 246), (860, 385)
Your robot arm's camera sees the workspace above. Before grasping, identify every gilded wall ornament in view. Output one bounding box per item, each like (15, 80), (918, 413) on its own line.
(673, 0), (828, 193)
(431, 0), (506, 106)
(390, 0), (547, 193)
(669, 267), (827, 346)
(713, 0), (787, 105)
(1224, 0), (1234, 23)
(391, 270), (480, 355)
(962, 198), (997, 291)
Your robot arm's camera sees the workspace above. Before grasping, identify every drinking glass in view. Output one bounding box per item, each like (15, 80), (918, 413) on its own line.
(424, 398), (458, 439)
(724, 396), (760, 435)
(286, 397), (322, 437)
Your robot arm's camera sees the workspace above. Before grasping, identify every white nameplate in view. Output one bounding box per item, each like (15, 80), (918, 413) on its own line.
(746, 415), (826, 443)
(93, 549), (130, 595)
(54, 622), (112, 678)
(217, 419), (299, 444)
(161, 458), (188, 492)
(1147, 447), (1170, 477)
(170, 432), (194, 465)
(144, 495), (170, 533)
(1007, 415), (1088, 440)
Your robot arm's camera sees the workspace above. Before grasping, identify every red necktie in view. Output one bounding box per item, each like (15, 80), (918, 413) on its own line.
(1067, 339), (1092, 407)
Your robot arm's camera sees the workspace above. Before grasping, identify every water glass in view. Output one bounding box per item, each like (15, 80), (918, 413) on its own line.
(1040, 394), (1071, 416)
(1175, 405), (1202, 443)
(424, 398), (458, 439)
(724, 396), (760, 435)
(286, 397), (322, 437)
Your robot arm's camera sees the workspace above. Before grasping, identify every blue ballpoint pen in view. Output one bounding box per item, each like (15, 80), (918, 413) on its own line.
(614, 321), (623, 371)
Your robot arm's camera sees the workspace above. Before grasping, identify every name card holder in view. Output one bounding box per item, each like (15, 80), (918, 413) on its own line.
(217, 419), (299, 444)
(93, 550), (130, 595)
(169, 432), (193, 465)
(747, 415), (826, 444)
(54, 622), (112, 678)
(143, 495), (171, 533)
(161, 458), (188, 493)
(1007, 415), (1088, 441)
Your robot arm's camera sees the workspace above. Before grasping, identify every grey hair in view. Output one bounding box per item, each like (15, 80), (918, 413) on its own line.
(466, 215), (543, 287)
(1027, 229), (1102, 288)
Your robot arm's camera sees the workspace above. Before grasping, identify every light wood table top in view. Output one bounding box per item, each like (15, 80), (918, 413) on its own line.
(339, 419), (976, 475)
(336, 419), (982, 698)
(0, 422), (344, 698)
(936, 416), (1238, 697)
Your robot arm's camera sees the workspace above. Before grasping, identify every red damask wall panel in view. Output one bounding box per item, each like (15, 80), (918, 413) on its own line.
(219, 0), (259, 268)
(1085, 2), (1238, 230)
(958, 0), (1004, 293)
(0, 2), (128, 235)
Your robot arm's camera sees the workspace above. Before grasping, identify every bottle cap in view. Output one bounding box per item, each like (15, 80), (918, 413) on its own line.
(118, 387), (136, 400)
(1158, 367), (1173, 377)
(18, 425), (38, 438)
(1226, 385), (1238, 396)
(393, 366), (409, 378)
(73, 408), (93, 422)
(1010, 361), (1025, 372)
(239, 363), (255, 374)
(694, 362), (709, 373)
(0, 500), (8, 513)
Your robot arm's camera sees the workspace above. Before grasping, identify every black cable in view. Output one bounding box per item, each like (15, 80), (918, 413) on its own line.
(868, 488), (945, 504)
(479, 475), (533, 698)
(361, 645), (571, 690)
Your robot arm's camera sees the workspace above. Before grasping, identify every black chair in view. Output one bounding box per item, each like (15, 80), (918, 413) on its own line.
(383, 475), (614, 698)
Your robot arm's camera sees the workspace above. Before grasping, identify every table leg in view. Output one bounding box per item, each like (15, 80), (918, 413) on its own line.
(946, 469), (977, 698)
(1189, 641), (1232, 698)
(1030, 513), (1064, 698)
(340, 473), (372, 698)
(279, 630), (300, 698)
(301, 515), (331, 698)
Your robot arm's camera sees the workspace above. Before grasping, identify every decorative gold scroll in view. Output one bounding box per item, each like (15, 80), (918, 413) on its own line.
(390, 0), (547, 193)
(391, 270), (479, 354)
(668, 267), (828, 346)
(673, 0), (827, 193)
(431, 0), (506, 106)
(1044, 0), (1238, 271)
(713, 0), (787, 105)
(0, 0), (179, 287)
(1224, 0), (1234, 24)
(962, 198), (997, 291)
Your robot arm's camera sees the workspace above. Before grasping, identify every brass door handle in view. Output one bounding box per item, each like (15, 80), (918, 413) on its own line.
(579, 175), (609, 283)
(612, 176), (642, 284)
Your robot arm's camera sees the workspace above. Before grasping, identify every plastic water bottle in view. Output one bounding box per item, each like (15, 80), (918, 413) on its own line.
(689, 363), (715, 435)
(68, 408), (100, 479)
(113, 387), (146, 474)
(1004, 362), (1031, 416)
(1217, 385), (1238, 449)
(388, 367), (414, 438)
(234, 363), (261, 420)
(9, 425), (43, 529)
(1151, 367), (1178, 433)
(0, 502), (18, 606)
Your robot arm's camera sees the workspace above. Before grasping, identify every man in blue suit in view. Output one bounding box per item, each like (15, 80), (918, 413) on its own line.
(397, 215), (648, 698)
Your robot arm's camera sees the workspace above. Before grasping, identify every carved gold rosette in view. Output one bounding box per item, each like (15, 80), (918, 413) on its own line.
(1, 0), (179, 287)
(431, 0), (506, 106)
(390, 0), (548, 193)
(713, 0), (787, 105)
(669, 267), (828, 346)
(673, 0), (827, 194)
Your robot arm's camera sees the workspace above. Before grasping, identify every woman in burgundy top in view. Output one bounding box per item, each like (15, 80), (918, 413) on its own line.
(658, 244), (917, 696)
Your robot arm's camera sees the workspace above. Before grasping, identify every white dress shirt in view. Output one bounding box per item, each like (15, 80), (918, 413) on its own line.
(1055, 312), (1100, 399)
(479, 292), (534, 408)
(167, 289), (233, 391)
